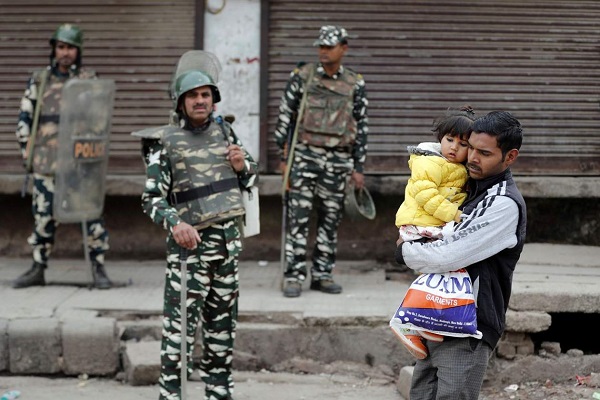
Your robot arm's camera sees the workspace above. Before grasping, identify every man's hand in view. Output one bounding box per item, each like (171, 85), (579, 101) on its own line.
(172, 222), (201, 250)
(226, 144), (245, 172)
(350, 171), (365, 191)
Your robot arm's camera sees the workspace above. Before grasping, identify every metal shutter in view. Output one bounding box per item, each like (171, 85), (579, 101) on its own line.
(0, 0), (197, 174)
(264, 0), (600, 175)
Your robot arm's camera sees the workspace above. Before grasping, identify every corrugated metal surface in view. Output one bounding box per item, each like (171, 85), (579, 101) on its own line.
(264, 0), (600, 175)
(0, 0), (196, 174)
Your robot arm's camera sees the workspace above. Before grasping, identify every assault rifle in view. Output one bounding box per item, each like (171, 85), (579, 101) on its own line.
(279, 66), (314, 289)
(22, 68), (49, 198)
(279, 112), (296, 285)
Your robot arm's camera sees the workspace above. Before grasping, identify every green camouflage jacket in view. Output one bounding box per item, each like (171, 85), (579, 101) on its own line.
(140, 116), (258, 233)
(274, 62), (368, 173)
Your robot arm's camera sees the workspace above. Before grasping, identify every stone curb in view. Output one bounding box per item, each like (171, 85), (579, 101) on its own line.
(2, 317), (119, 376)
(0, 309), (557, 384)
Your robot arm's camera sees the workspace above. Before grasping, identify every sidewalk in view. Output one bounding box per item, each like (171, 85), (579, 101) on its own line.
(2, 243), (599, 320)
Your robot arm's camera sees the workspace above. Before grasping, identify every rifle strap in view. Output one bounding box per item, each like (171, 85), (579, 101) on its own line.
(25, 68), (50, 173)
(281, 65), (315, 196)
(215, 115), (249, 194)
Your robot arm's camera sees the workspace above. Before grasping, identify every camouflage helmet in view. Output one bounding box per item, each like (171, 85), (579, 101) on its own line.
(50, 24), (83, 48)
(344, 183), (376, 221)
(174, 70), (221, 106)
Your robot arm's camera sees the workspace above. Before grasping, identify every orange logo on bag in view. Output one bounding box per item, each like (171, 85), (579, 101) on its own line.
(73, 140), (105, 160)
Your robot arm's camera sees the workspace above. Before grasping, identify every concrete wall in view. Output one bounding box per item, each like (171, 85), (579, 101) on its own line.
(204, 0), (261, 162)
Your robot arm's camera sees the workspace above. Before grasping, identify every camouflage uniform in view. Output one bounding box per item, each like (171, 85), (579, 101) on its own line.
(15, 40), (109, 274)
(274, 26), (368, 285)
(141, 117), (258, 400)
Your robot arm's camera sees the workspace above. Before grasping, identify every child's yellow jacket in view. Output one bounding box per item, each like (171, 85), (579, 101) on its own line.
(395, 142), (468, 228)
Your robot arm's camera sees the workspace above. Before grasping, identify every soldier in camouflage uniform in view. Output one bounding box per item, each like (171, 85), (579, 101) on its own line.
(139, 68), (258, 400)
(12, 23), (112, 289)
(274, 25), (369, 298)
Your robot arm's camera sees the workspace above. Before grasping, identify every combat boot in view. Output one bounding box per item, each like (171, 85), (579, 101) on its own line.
(310, 278), (342, 294)
(12, 262), (46, 289)
(283, 280), (302, 298)
(91, 261), (112, 289)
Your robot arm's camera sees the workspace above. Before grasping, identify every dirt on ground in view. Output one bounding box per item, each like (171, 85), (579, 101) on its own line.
(480, 354), (600, 399)
(0, 358), (598, 400)
(258, 354), (600, 399)
(480, 380), (598, 400)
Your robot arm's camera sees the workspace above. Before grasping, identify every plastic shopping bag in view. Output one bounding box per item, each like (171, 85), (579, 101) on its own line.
(389, 268), (482, 338)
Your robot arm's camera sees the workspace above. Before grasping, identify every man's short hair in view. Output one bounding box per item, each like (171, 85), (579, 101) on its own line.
(472, 111), (523, 156)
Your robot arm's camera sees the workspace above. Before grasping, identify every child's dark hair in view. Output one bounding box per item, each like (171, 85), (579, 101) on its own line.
(432, 105), (476, 142)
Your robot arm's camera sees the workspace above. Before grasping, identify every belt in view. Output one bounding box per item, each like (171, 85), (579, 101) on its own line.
(169, 177), (239, 205)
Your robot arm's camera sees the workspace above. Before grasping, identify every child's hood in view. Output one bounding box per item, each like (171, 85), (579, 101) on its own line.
(407, 141), (442, 157)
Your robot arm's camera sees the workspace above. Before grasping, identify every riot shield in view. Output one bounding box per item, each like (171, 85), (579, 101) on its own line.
(54, 78), (115, 223)
(168, 50), (222, 104)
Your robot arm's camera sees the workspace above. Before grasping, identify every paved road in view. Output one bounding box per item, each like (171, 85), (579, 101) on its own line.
(1, 373), (596, 400)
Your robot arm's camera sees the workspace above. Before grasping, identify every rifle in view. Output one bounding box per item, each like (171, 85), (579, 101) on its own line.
(279, 66), (314, 289)
(279, 113), (295, 288)
(22, 68), (49, 198)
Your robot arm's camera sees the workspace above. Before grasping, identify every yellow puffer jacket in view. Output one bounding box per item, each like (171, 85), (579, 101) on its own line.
(395, 142), (468, 228)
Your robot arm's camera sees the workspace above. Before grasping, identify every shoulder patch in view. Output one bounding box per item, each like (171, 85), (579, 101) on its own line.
(292, 62), (307, 75)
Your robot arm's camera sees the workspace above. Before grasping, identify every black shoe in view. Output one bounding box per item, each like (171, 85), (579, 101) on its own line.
(310, 278), (342, 294)
(12, 262), (46, 289)
(92, 261), (112, 289)
(283, 281), (302, 298)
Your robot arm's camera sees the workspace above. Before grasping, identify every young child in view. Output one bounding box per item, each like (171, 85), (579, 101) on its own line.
(391, 105), (476, 359)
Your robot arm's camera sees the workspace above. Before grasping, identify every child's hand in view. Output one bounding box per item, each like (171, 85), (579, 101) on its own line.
(396, 234), (404, 247)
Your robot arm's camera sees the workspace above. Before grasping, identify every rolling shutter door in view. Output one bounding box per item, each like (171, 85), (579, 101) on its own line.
(0, 0), (197, 174)
(265, 0), (600, 175)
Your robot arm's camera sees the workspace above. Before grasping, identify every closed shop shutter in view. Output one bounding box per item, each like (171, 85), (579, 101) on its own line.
(264, 0), (600, 175)
(0, 0), (197, 174)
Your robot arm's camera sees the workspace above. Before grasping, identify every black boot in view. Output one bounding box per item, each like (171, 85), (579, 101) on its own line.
(12, 262), (46, 289)
(91, 261), (112, 289)
(309, 278), (343, 294)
